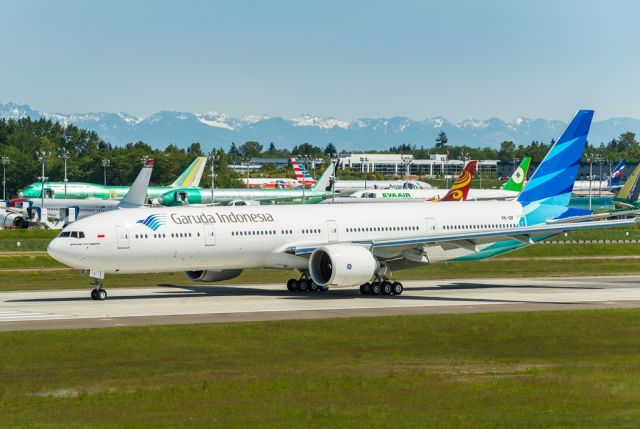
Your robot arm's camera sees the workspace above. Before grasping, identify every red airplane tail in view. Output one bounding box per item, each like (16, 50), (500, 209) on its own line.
(439, 160), (477, 202)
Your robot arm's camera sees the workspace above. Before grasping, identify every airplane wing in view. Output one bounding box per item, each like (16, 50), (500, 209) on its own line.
(292, 217), (637, 257)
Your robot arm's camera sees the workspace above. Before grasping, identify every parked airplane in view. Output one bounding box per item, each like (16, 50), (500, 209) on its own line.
(323, 160), (479, 204)
(293, 156), (432, 193)
(572, 159), (625, 193)
(48, 110), (636, 301)
(2, 160), (155, 228)
(19, 157), (207, 200)
(613, 163), (640, 209)
(344, 157), (531, 202)
(291, 156), (318, 187)
(159, 163), (335, 206)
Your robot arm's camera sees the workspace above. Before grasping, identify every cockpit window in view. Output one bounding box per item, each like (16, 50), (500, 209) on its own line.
(60, 231), (84, 239)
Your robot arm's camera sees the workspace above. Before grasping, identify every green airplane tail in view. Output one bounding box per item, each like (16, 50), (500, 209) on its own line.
(170, 157), (207, 188)
(502, 156), (531, 192)
(613, 163), (640, 209)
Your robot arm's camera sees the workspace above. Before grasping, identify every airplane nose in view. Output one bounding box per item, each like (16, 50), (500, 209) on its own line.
(47, 238), (75, 267)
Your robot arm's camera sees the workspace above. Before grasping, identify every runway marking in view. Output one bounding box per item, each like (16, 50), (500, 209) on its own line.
(0, 310), (75, 321)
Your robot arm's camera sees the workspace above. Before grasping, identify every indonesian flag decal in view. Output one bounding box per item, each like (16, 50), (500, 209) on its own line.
(97, 234), (105, 239)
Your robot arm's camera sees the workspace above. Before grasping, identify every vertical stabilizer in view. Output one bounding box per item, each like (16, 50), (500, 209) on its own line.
(171, 157), (207, 188)
(502, 157), (531, 192)
(119, 159), (154, 208)
(439, 160), (477, 201)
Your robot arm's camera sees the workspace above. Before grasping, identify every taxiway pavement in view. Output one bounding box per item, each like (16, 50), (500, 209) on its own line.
(1, 275), (639, 331)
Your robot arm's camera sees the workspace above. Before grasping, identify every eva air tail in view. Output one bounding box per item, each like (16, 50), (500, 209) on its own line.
(517, 110), (594, 224)
(613, 164), (640, 209)
(170, 157), (207, 188)
(502, 157), (531, 192)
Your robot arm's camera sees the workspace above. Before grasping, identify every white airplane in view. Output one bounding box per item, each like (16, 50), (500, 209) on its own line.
(48, 110), (636, 301)
(3, 160), (154, 228)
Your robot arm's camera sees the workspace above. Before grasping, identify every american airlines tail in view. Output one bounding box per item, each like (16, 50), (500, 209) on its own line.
(291, 156), (317, 186)
(170, 157), (207, 188)
(439, 160), (477, 201)
(517, 109), (594, 224)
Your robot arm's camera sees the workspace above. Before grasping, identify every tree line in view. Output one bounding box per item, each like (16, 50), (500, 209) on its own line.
(0, 117), (638, 198)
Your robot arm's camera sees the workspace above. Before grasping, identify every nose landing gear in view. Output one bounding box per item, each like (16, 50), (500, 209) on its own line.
(89, 271), (107, 301)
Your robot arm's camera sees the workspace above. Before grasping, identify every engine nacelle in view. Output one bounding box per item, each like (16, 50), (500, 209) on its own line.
(1, 212), (27, 228)
(185, 269), (243, 282)
(309, 244), (378, 287)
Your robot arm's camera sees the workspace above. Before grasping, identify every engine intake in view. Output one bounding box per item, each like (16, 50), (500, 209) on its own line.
(185, 269), (243, 282)
(309, 244), (378, 287)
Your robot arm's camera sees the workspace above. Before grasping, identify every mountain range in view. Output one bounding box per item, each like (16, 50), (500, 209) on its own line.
(2, 102), (639, 151)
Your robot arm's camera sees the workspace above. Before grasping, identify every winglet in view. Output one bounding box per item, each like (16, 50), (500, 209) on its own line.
(170, 156), (207, 188)
(118, 159), (154, 208)
(439, 160), (477, 201)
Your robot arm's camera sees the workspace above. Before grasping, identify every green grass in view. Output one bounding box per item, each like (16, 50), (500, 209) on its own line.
(2, 310), (640, 427)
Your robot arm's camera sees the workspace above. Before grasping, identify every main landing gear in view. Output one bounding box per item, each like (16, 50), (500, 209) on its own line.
(359, 280), (403, 296)
(286, 277), (328, 293)
(89, 272), (107, 301)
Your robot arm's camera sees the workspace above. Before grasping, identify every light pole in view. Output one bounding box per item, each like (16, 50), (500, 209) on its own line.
(101, 159), (110, 186)
(36, 150), (50, 209)
(1, 156), (9, 201)
(586, 152), (593, 211)
(208, 148), (219, 205)
(597, 155), (603, 197)
(360, 156), (369, 189)
(400, 155), (412, 181)
(58, 147), (70, 198)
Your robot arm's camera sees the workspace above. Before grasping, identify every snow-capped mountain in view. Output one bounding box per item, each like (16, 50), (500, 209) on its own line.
(1, 102), (638, 150)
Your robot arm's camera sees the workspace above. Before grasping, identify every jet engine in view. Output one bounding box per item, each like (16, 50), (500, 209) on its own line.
(185, 269), (243, 282)
(309, 244), (378, 288)
(1, 212), (27, 228)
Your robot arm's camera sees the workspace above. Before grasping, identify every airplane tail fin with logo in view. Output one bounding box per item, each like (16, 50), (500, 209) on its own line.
(291, 156), (317, 186)
(119, 159), (154, 208)
(608, 159), (625, 188)
(613, 163), (640, 209)
(517, 109), (594, 223)
(170, 157), (207, 188)
(502, 157), (531, 192)
(439, 160), (477, 202)
(311, 162), (335, 192)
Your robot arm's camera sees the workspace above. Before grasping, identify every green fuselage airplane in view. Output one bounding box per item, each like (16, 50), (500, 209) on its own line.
(19, 157), (207, 200)
(161, 163), (335, 206)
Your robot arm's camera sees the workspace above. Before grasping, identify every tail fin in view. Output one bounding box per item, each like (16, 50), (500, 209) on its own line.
(502, 156), (531, 192)
(311, 162), (335, 192)
(608, 159), (625, 187)
(119, 159), (154, 208)
(613, 163), (640, 208)
(517, 110), (594, 208)
(291, 155), (317, 186)
(170, 157), (207, 188)
(439, 160), (477, 201)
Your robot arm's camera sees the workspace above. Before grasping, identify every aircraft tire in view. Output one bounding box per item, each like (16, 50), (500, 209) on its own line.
(286, 279), (297, 292)
(370, 282), (381, 295)
(382, 281), (393, 295)
(392, 282), (403, 295)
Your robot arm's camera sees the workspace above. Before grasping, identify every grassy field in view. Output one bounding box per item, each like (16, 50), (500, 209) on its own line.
(1, 255), (640, 292)
(1, 310), (640, 427)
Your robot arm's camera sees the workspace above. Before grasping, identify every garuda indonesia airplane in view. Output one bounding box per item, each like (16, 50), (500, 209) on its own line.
(19, 156), (207, 200)
(48, 110), (636, 301)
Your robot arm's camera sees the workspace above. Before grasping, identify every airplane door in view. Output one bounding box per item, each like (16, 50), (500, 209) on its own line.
(204, 224), (216, 246)
(327, 220), (338, 242)
(115, 226), (130, 249)
(425, 218), (437, 235)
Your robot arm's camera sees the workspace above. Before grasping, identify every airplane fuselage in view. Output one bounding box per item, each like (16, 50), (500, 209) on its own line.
(48, 201), (529, 275)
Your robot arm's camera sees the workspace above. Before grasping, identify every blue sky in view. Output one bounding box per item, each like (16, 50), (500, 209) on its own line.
(1, 0), (638, 122)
